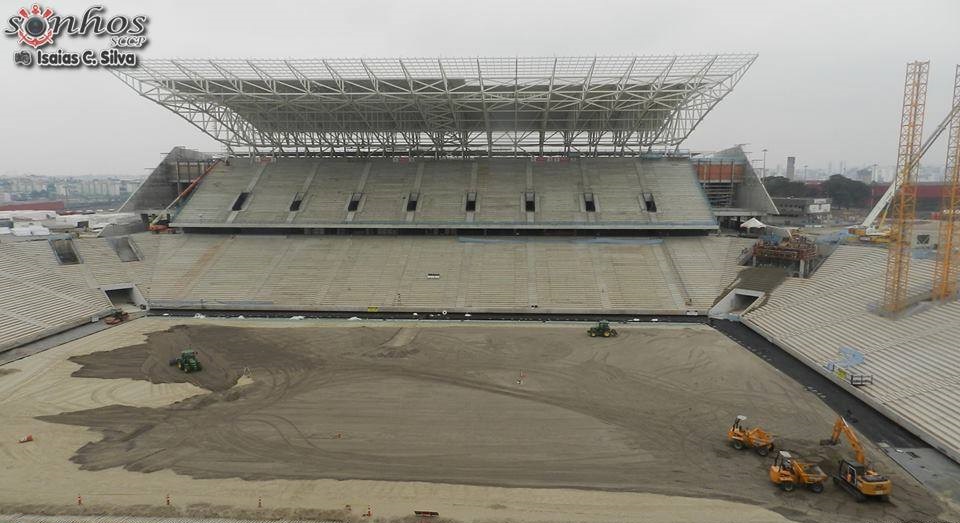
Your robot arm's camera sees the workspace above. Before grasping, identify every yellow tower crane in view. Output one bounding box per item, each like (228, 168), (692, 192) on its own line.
(933, 65), (960, 301)
(883, 61), (928, 315)
(851, 76), (960, 248)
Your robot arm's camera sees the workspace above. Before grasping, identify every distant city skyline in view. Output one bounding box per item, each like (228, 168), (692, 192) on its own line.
(0, 157), (951, 183)
(0, 174), (140, 204)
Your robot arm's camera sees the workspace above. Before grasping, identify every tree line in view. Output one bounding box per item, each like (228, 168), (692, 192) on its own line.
(762, 175), (871, 208)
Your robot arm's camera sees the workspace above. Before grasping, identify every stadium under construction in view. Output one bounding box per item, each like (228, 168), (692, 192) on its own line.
(2, 55), (960, 523)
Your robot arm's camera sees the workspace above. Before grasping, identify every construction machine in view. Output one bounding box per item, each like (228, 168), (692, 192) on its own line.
(587, 320), (618, 338)
(848, 83), (960, 245)
(768, 450), (828, 493)
(104, 309), (130, 325)
(848, 185), (894, 244)
(820, 416), (892, 501)
(169, 349), (202, 373)
(727, 415), (775, 456)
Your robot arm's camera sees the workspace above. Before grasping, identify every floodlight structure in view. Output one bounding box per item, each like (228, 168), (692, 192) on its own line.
(113, 55), (756, 157)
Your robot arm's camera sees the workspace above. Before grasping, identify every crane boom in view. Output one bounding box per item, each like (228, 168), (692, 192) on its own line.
(860, 181), (897, 229)
(859, 95), (960, 230)
(821, 415), (893, 500)
(825, 416), (866, 464)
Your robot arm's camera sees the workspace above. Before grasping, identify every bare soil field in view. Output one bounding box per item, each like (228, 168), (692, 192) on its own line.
(0, 319), (953, 522)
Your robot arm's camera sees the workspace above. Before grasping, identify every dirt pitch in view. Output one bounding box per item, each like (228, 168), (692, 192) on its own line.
(0, 319), (953, 522)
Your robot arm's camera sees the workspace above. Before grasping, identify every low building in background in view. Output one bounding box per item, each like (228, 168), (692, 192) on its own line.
(0, 200), (65, 212)
(768, 197), (831, 225)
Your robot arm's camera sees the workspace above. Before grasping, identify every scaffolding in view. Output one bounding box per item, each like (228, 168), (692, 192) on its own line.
(111, 55), (757, 157)
(693, 159), (745, 207)
(883, 61), (929, 315)
(752, 236), (818, 277)
(933, 65), (960, 301)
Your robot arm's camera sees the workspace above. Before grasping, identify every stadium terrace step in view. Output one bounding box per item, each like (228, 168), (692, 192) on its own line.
(0, 241), (114, 350)
(170, 158), (717, 231)
(742, 245), (960, 464)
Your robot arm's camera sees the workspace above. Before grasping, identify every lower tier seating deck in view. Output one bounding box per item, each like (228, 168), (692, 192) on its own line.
(169, 158), (717, 231)
(0, 233), (751, 351)
(743, 245), (960, 463)
(0, 231), (759, 381)
(133, 234), (746, 313)
(0, 240), (115, 351)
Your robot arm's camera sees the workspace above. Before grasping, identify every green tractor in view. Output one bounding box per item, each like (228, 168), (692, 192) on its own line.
(587, 320), (618, 338)
(169, 349), (202, 373)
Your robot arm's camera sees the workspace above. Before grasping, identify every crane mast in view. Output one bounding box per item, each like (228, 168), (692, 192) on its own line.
(883, 61), (929, 315)
(933, 65), (960, 301)
(854, 96), (960, 239)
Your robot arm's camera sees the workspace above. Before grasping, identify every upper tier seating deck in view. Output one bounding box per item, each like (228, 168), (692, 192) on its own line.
(173, 158), (716, 230)
(234, 161), (318, 224)
(415, 161), (474, 224)
(293, 160), (367, 224)
(175, 162), (262, 223)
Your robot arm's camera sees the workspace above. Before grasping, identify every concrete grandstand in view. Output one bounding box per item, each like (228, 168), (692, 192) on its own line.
(743, 246), (960, 464)
(0, 234), (752, 346)
(6, 53), (775, 358)
(159, 157), (718, 232)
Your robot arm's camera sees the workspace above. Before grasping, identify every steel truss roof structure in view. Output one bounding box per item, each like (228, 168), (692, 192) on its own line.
(113, 55), (757, 157)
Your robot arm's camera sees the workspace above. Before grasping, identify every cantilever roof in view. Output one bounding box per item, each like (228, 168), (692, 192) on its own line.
(113, 55), (757, 156)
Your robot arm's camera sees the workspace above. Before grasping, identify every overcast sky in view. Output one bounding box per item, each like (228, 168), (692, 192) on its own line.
(1, 0), (958, 177)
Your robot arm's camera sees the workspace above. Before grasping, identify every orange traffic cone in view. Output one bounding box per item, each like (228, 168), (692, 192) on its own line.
(18, 434), (33, 443)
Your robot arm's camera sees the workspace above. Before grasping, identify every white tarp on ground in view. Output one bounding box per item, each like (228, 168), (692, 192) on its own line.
(0, 211), (138, 231)
(740, 217), (766, 229)
(0, 211), (57, 221)
(10, 225), (51, 236)
(58, 212), (139, 230)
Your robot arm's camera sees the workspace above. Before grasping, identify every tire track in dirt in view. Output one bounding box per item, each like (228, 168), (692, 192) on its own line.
(36, 323), (950, 523)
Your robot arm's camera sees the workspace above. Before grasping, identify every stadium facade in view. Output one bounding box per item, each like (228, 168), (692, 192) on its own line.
(116, 55), (775, 234)
(5, 54), (960, 488)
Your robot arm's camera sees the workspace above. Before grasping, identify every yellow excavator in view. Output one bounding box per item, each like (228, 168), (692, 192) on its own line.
(820, 416), (892, 501)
